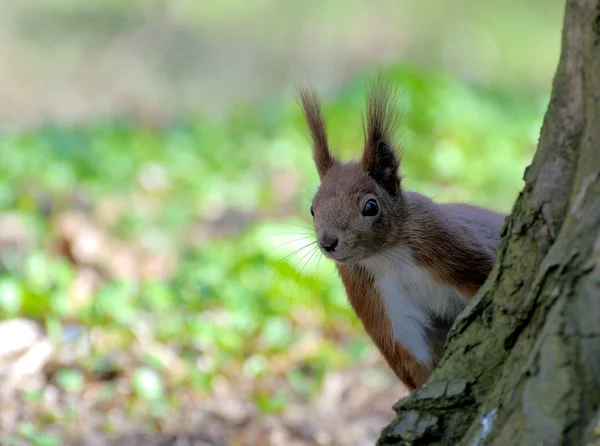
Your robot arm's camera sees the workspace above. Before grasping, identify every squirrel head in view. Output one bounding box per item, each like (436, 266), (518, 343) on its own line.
(299, 79), (406, 264)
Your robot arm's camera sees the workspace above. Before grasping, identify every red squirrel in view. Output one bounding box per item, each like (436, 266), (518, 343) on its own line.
(298, 79), (506, 390)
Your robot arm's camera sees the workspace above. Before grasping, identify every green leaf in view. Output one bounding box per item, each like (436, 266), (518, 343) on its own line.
(260, 317), (294, 350)
(253, 390), (289, 414)
(0, 277), (22, 315)
(132, 367), (164, 401)
(32, 432), (61, 446)
(56, 368), (85, 393)
(242, 354), (268, 378)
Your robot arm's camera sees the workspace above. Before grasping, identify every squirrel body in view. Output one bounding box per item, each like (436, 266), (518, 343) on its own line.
(298, 80), (506, 390)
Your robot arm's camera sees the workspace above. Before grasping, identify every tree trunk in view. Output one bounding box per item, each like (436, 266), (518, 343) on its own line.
(378, 0), (600, 444)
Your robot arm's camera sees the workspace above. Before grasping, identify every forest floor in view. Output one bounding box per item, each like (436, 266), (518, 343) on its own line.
(0, 2), (555, 442)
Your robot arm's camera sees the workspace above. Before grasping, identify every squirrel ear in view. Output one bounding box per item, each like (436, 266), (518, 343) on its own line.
(361, 78), (402, 197)
(297, 87), (335, 179)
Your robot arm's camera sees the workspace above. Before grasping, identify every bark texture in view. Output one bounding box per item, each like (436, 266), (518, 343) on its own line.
(378, 0), (600, 444)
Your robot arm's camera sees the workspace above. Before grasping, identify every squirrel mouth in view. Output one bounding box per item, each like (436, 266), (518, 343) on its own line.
(319, 247), (362, 264)
(332, 255), (359, 265)
(320, 250), (347, 263)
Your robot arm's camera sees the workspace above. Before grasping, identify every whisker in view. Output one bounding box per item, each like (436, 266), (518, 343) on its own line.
(270, 241), (318, 272)
(310, 248), (322, 302)
(272, 233), (315, 236)
(290, 215), (317, 228)
(310, 249), (324, 315)
(263, 241), (318, 294)
(288, 245), (320, 314)
(270, 235), (316, 250)
(277, 221), (316, 232)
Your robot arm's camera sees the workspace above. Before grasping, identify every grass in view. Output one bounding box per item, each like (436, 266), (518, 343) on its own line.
(0, 64), (547, 443)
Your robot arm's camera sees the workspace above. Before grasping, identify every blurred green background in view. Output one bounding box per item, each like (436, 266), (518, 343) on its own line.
(0, 0), (562, 444)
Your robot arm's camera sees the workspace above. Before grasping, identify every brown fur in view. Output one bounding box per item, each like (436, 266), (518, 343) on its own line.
(404, 192), (504, 299)
(297, 87), (335, 179)
(337, 264), (430, 390)
(362, 79), (402, 197)
(299, 79), (507, 389)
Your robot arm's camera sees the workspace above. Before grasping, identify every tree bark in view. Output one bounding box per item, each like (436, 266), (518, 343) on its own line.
(378, 0), (600, 445)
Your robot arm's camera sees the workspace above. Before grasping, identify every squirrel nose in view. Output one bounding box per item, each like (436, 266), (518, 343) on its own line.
(319, 232), (339, 252)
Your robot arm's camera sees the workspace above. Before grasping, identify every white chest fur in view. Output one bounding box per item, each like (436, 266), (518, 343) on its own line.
(359, 245), (467, 367)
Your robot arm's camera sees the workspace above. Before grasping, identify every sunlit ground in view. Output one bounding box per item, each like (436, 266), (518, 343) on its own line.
(0, 0), (561, 444)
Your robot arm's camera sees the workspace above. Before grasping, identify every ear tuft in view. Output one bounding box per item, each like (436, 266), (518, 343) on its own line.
(297, 87), (334, 179)
(362, 77), (402, 197)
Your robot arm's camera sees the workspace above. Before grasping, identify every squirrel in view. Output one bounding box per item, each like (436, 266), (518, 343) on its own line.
(298, 79), (507, 390)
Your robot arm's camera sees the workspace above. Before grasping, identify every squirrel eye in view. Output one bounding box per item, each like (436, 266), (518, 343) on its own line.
(310, 205), (314, 217)
(362, 199), (379, 217)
